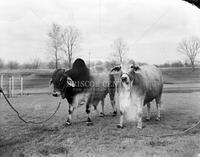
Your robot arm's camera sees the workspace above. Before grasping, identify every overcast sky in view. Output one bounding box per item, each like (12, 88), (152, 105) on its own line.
(0, 0), (200, 64)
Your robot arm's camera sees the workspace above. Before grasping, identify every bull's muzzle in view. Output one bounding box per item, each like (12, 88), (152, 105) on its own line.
(52, 90), (61, 97)
(52, 93), (59, 97)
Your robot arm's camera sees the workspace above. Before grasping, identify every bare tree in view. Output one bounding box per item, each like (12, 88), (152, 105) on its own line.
(177, 36), (200, 71)
(61, 26), (80, 69)
(48, 23), (63, 69)
(31, 58), (41, 69)
(112, 38), (128, 65)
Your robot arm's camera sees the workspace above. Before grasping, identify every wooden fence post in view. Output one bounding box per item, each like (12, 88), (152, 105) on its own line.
(8, 77), (12, 98)
(0, 75), (3, 97)
(20, 76), (23, 96)
(11, 75), (14, 97)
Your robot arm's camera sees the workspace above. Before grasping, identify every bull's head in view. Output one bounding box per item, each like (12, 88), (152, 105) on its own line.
(49, 78), (62, 97)
(50, 69), (76, 99)
(110, 63), (140, 89)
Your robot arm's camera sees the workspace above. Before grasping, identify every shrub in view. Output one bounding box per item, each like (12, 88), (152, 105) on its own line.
(0, 58), (5, 69)
(7, 61), (20, 69)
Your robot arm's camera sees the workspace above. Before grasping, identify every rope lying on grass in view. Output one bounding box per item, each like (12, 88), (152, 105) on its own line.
(0, 87), (61, 124)
(158, 120), (200, 138)
(138, 119), (200, 138)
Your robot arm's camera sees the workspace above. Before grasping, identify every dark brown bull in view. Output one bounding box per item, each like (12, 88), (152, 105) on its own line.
(50, 58), (117, 126)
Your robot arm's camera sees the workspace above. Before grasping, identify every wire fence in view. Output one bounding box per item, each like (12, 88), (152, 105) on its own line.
(0, 74), (51, 98)
(1, 67), (200, 98)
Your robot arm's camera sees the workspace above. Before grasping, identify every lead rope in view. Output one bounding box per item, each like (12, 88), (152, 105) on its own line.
(158, 120), (200, 138)
(0, 88), (61, 124)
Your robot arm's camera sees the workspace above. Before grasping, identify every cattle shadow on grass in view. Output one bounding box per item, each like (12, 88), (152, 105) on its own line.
(0, 124), (61, 149)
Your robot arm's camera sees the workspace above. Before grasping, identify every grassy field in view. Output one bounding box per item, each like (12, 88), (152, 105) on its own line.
(0, 92), (200, 157)
(161, 67), (200, 84)
(0, 67), (200, 157)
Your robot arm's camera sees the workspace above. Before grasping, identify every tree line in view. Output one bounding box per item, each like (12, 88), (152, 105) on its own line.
(1, 23), (200, 71)
(0, 58), (72, 70)
(48, 23), (200, 71)
(0, 56), (199, 72)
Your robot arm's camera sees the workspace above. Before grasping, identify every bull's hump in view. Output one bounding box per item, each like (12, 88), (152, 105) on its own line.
(69, 69), (90, 81)
(133, 65), (163, 96)
(140, 66), (162, 82)
(72, 58), (87, 69)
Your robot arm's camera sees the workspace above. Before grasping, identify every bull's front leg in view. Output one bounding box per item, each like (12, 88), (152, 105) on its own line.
(137, 110), (143, 129)
(66, 104), (74, 125)
(117, 110), (124, 129)
(86, 102), (93, 126)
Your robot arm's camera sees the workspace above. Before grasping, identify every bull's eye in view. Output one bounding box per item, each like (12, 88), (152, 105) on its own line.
(121, 76), (127, 82)
(59, 77), (63, 82)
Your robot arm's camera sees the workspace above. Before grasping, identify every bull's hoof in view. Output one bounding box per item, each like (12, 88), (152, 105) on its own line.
(86, 122), (93, 126)
(137, 125), (143, 129)
(145, 118), (150, 122)
(112, 111), (117, 117)
(100, 112), (105, 117)
(52, 93), (59, 97)
(155, 117), (161, 121)
(137, 122), (143, 129)
(117, 124), (124, 129)
(86, 118), (93, 126)
(65, 120), (72, 126)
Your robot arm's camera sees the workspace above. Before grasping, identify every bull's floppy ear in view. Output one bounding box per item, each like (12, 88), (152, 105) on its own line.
(110, 66), (121, 73)
(67, 77), (75, 87)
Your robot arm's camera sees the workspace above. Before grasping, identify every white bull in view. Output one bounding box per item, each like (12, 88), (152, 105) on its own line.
(111, 64), (163, 129)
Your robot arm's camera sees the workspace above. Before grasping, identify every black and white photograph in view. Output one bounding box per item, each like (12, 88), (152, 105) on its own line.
(0, 0), (200, 156)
